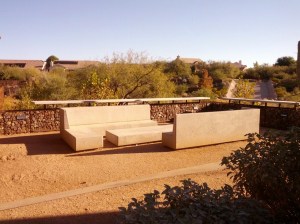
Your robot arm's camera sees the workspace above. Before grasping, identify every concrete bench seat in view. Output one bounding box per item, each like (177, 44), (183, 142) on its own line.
(76, 120), (157, 135)
(60, 104), (157, 151)
(106, 124), (173, 146)
(162, 109), (260, 150)
(63, 128), (104, 151)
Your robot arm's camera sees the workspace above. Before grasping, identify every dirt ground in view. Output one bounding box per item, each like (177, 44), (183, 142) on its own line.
(0, 131), (248, 224)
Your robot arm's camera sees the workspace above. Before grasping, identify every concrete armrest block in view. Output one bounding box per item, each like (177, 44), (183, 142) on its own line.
(62, 129), (103, 151)
(162, 109), (260, 150)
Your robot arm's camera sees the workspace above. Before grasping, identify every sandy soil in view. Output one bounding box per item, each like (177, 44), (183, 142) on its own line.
(0, 131), (248, 224)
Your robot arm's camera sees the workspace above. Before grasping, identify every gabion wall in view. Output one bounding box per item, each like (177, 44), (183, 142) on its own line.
(0, 102), (299, 135)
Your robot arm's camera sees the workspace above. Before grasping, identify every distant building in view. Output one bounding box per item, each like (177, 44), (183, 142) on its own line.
(0, 59), (100, 71)
(0, 60), (44, 70)
(176, 56), (203, 74)
(0, 59), (101, 97)
(178, 57), (203, 65)
(176, 56), (247, 72)
(231, 60), (247, 71)
(47, 60), (100, 71)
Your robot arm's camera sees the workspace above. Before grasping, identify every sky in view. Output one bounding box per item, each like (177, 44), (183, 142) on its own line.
(0, 0), (299, 68)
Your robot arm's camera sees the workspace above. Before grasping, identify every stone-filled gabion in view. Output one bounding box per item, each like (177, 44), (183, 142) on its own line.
(0, 113), (4, 135)
(30, 109), (60, 133)
(0, 103), (299, 135)
(2, 111), (30, 135)
(0, 109), (60, 135)
(150, 102), (207, 122)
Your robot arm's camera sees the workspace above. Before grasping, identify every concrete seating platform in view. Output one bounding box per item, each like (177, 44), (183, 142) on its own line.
(106, 124), (173, 146)
(60, 104), (157, 151)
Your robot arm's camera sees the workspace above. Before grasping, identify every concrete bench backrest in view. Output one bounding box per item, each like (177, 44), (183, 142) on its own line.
(60, 104), (151, 129)
(173, 109), (260, 148)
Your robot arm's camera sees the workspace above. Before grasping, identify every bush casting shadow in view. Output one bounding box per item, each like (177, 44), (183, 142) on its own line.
(119, 128), (300, 223)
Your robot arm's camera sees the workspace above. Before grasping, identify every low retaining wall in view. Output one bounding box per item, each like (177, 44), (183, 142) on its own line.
(0, 102), (299, 135)
(0, 103), (207, 135)
(0, 109), (60, 135)
(151, 102), (207, 122)
(202, 102), (300, 130)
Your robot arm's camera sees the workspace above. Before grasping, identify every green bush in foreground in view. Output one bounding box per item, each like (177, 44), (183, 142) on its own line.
(119, 128), (300, 223)
(118, 180), (273, 224)
(222, 128), (300, 223)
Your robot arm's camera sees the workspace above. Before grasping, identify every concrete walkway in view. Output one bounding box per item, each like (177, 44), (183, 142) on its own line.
(225, 79), (237, 98)
(259, 80), (277, 99)
(0, 162), (221, 211)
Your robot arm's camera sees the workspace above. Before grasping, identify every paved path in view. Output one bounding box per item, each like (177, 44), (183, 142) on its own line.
(259, 80), (277, 99)
(253, 81), (262, 99)
(0, 162), (222, 211)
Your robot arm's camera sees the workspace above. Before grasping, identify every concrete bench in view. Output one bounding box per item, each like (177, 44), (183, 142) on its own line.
(162, 109), (260, 150)
(60, 104), (157, 151)
(106, 124), (173, 146)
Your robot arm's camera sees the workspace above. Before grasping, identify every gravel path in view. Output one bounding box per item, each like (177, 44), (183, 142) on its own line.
(225, 79), (237, 98)
(0, 131), (248, 223)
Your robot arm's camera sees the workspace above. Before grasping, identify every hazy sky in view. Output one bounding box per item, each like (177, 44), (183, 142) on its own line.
(0, 0), (299, 67)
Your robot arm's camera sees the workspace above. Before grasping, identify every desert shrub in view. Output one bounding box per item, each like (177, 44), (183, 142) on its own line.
(190, 88), (217, 99)
(233, 79), (255, 98)
(275, 86), (300, 101)
(0, 66), (40, 81)
(274, 57), (296, 67)
(207, 61), (241, 81)
(278, 78), (298, 92)
(118, 179), (273, 224)
(175, 84), (188, 96)
(2, 96), (19, 110)
(272, 72), (291, 83)
(215, 87), (229, 97)
(16, 87), (36, 109)
(119, 128), (300, 223)
(284, 93), (300, 102)
(221, 128), (300, 222)
(275, 86), (289, 99)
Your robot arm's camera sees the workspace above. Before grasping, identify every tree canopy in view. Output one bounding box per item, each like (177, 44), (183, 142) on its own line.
(274, 56), (296, 67)
(45, 55), (59, 71)
(164, 56), (194, 85)
(207, 61), (241, 81)
(2, 52), (299, 109)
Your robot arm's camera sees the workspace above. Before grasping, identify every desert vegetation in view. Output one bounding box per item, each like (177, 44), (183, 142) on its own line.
(1, 53), (299, 110)
(243, 56), (299, 101)
(0, 51), (246, 110)
(119, 127), (300, 223)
